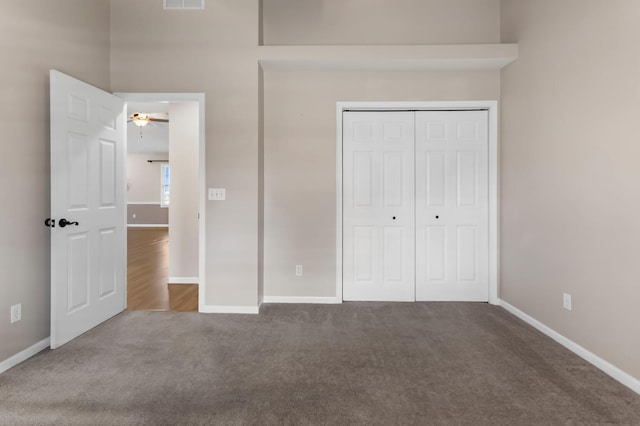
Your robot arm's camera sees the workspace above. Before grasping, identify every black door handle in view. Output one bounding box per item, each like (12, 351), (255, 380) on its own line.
(59, 218), (79, 228)
(44, 218), (55, 228)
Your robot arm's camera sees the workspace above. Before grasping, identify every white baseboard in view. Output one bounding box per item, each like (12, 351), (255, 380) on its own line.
(127, 224), (169, 228)
(199, 304), (260, 314)
(263, 296), (342, 304)
(0, 338), (50, 375)
(168, 277), (199, 284)
(500, 299), (640, 395)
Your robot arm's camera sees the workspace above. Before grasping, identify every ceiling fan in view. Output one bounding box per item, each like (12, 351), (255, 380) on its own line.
(127, 112), (169, 128)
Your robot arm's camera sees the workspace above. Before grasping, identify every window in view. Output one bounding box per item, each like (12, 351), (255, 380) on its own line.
(160, 164), (170, 207)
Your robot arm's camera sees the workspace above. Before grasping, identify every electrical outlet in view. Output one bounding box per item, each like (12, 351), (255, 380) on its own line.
(10, 303), (21, 324)
(295, 265), (303, 276)
(563, 293), (572, 311)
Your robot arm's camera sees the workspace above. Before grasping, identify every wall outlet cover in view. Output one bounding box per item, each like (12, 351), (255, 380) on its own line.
(563, 293), (572, 311)
(10, 303), (21, 324)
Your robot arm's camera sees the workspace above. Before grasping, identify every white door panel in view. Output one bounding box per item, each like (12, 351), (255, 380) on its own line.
(50, 70), (126, 348)
(343, 110), (489, 302)
(343, 112), (415, 301)
(415, 111), (488, 301)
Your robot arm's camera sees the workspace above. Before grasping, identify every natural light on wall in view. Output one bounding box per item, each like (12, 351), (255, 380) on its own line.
(160, 164), (170, 207)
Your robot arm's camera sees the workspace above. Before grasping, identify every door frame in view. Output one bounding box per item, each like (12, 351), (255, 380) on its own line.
(336, 101), (499, 305)
(116, 92), (206, 312)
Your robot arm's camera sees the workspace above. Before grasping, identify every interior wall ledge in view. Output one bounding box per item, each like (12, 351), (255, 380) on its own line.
(258, 43), (518, 71)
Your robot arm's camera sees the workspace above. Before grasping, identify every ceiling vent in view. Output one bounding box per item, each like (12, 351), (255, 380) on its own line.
(164, 0), (204, 10)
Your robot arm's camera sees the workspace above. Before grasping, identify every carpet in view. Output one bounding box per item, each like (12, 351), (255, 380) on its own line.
(0, 303), (639, 425)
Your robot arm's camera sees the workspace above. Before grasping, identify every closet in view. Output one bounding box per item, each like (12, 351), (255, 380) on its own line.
(343, 110), (488, 301)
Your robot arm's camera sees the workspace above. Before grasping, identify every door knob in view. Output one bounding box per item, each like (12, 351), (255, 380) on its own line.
(59, 218), (79, 228)
(44, 218), (55, 228)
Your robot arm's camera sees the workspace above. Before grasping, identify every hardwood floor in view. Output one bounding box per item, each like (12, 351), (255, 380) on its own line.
(127, 227), (198, 312)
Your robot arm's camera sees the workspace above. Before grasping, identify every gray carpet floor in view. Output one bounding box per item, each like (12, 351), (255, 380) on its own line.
(0, 303), (639, 425)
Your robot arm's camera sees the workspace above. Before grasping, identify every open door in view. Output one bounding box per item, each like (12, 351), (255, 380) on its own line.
(49, 70), (126, 348)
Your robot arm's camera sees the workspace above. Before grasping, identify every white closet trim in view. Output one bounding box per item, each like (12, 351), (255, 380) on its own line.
(336, 101), (499, 304)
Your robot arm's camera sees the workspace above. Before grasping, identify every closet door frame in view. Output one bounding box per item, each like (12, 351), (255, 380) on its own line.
(336, 101), (499, 305)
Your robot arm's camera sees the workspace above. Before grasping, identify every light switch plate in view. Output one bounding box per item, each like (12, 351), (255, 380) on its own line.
(208, 188), (226, 201)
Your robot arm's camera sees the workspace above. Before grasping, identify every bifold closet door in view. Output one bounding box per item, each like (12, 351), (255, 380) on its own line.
(415, 111), (489, 301)
(343, 111), (415, 301)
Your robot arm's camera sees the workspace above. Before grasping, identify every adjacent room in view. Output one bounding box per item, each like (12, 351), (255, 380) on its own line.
(1, 0), (639, 424)
(125, 100), (199, 312)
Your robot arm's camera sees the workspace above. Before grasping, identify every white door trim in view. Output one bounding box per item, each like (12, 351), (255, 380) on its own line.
(115, 92), (207, 312)
(336, 101), (499, 304)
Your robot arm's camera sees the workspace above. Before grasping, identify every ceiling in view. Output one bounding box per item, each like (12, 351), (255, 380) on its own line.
(126, 101), (169, 154)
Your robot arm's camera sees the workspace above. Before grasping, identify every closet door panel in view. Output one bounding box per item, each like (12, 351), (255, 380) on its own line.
(343, 111), (415, 301)
(415, 111), (489, 301)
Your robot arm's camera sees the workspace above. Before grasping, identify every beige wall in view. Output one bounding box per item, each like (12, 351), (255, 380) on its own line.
(261, 0), (502, 298)
(168, 103), (200, 280)
(262, 0), (500, 45)
(264, 70), (500, 298)
(0, 0), (111, 363)
(500, 0), (640, 380)
(111, 0), (503, 308)
(127, 153), (167, 203)
(127, 204), (169, 226)
(111, 0), (260, 307)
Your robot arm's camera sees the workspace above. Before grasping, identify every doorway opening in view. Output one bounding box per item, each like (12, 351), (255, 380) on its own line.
(118, 93), (206, 312)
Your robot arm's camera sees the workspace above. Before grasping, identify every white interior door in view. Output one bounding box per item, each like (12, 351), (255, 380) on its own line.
(343, 111), (415, 301)
(49, 70), (126, 348)
(415, 111), (489, 301)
